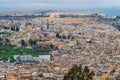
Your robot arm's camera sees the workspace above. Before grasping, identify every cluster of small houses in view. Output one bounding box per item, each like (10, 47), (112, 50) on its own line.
(0, 54), (55, 80)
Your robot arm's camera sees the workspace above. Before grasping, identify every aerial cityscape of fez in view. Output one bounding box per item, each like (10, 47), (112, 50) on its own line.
(0, 0), (120, 80)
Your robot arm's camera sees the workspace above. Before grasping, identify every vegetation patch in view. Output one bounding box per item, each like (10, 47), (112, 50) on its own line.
(0, 44), (40, 60)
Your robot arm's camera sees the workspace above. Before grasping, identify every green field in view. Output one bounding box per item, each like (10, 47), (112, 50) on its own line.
(0, 44), (40, 59)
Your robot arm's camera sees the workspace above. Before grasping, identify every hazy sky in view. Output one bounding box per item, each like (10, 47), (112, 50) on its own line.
(0, 0), (120, 11)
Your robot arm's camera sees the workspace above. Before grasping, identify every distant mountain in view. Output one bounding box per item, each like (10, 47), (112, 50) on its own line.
(84, 7), (120, 16)
(0, 7), (120, 17)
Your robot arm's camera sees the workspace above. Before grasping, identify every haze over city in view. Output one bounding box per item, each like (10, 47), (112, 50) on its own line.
(0, 0), (120, 11)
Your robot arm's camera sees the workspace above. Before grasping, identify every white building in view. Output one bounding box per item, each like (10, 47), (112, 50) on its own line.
(39, 55), (51, 62)
(19, 55), (32, 61)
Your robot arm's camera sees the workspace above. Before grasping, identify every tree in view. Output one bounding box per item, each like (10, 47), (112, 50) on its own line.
(56, 32), (60, 38)
(11, 26), (13, 31)
(41, 27), (43, 31)
(4, 38), (10, 45)
(68, 35), (71, 39)
(0, 37), (3, 41)
(50, 44), (54, 49)
(33, 39), (37, 45)
(16, 27), (19, 31)
(0, 38), (3, 46)
(21, 40), (26, 47)
(63, 65), (95, 80)
(28, 39), (37, 46)
(28, 38), (33, 46)
(10, 56), (16, 63)
(63, 35), (67, 39)
(5, 38), (9, 43)
(0, 41), (3, 46)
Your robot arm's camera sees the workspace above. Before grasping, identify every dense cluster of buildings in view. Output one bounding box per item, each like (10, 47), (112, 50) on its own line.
(0, 11), (120, 80)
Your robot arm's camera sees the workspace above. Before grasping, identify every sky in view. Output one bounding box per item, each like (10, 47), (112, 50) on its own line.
(0, 0), (120, 11)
